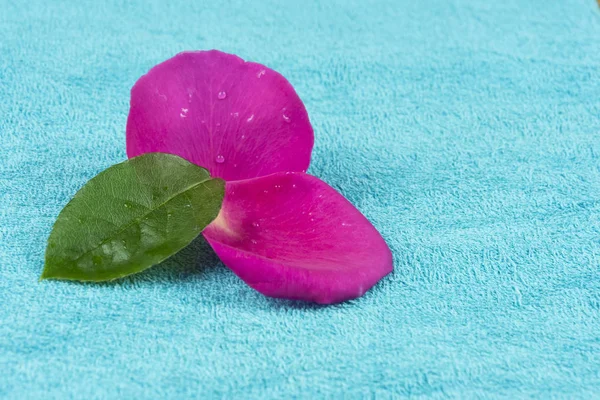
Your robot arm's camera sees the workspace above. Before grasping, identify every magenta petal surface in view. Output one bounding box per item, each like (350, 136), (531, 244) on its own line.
(203, 172), (393, 304)
(126, 50), (314, 181)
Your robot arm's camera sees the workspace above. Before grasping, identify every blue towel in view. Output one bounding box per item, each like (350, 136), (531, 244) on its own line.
(1, 0), (599, 398)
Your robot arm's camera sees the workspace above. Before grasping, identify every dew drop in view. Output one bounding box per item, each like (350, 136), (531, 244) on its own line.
(251, 239), (258, 245)
(247, 114), (255, 122)
(263, 190), (269, 194)
(124, 202), (132, 208)
(215, 155), (225, 164)
(257, 69), (266, 78)
(308, 212), (312, 216)
(231, 112), (239, 118)
(310, 218), (315, 222)
(252, 222), (260, 228)
(282, 113), (291, 123)
(241, 134), (246, 139)
(180, 108), (188, 118)
(217, 91), (227, 100)
(274, 185), (281, 189)
(292, 184), (297, 188)
(234, 163), (238, 168)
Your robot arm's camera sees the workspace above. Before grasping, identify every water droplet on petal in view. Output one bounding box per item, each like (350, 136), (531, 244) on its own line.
(251, 239), (258, 245)
(257, 69), (266, 78)
(241, 135), (246, 139)
(292, 184), (297, 188)
(233, 163), (238, 168)
(263, 190), (269, 194)
(310, 218), (315, 222)
(231, 112), (239, 118)
(247, 114), (254, 122)
(215, 155), (225, 164)
(217, 91), (227, 100)
(180, 108), (188, 118)
(282, 114), (291, 123)
(274, 185), (281, 189)
(252, 222), (260, 228)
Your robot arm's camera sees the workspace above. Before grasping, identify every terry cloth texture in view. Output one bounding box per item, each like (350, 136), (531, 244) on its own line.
(1, 0), (600, 398)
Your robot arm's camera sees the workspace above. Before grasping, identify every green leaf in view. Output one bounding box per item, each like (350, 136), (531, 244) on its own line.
(41, 153), (225, 282)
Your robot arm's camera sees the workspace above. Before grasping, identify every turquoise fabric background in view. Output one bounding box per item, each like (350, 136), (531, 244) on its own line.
(1, 0), (600, 398)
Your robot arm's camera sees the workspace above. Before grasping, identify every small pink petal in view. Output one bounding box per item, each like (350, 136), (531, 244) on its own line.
(126, 50), (314, 181)
(203, 173), (393, 304)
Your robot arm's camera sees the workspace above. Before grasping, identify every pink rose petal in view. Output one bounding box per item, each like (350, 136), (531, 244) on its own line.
(203, 172), (393, 304)
(126, 50), (314, 181)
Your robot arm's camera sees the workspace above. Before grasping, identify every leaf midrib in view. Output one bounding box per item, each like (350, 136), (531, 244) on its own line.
(56, 176), (214, 266)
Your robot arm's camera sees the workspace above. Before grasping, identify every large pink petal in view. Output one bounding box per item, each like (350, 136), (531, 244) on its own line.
(126, 50), (314, 181)
(203, 172), (393, 304)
